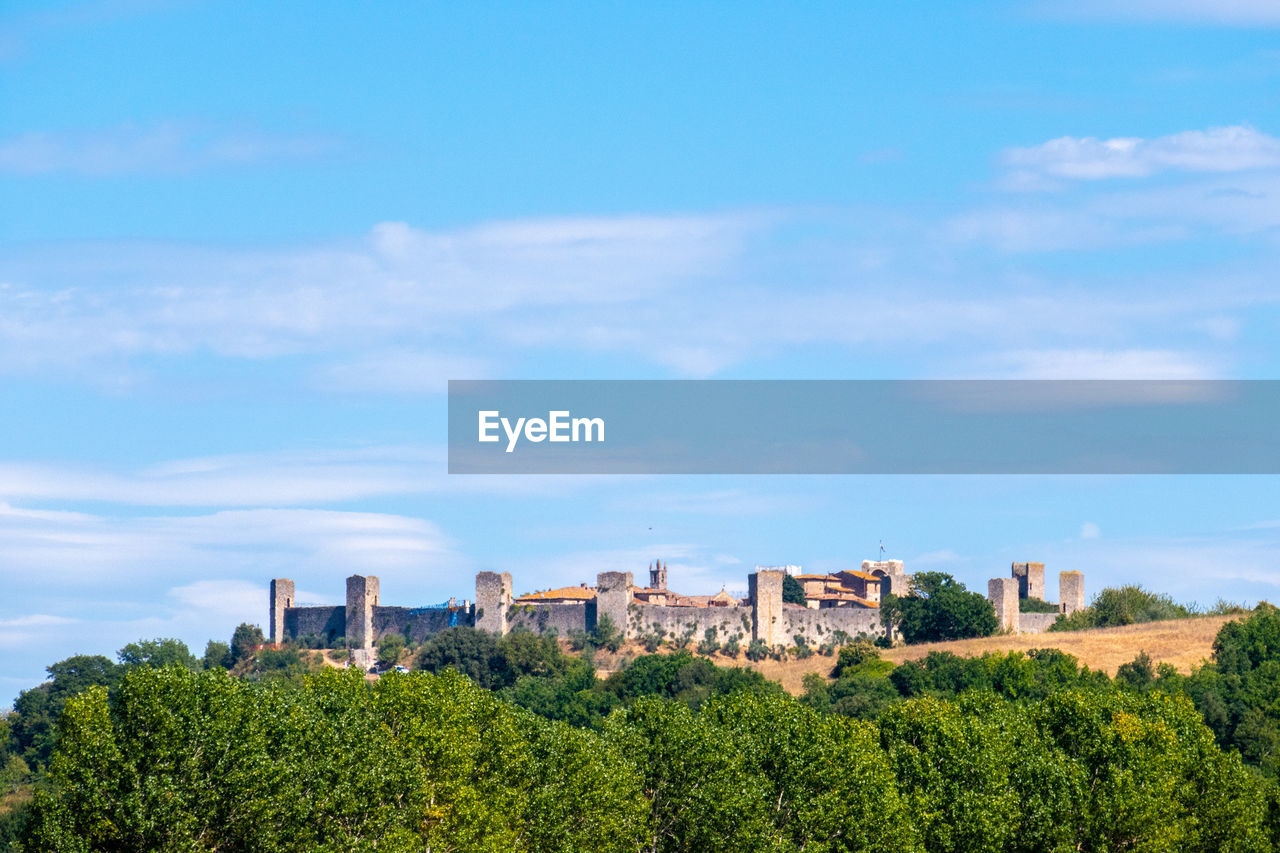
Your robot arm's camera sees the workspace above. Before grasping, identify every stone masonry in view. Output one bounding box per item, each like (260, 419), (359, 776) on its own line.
(749, 569), (785, 647)
(1060, 571), (1085, 616)
(346, 574), (379, 668)
(595, 571), (633, 633)
(269, 578), (294, 644)
(988, 577), (1020, 633)
(475, 571), (513, 635)
(1011, 561), (1045, 601)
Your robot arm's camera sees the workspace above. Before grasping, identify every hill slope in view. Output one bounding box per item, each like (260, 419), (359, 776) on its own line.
(592, 614), (1245, 695)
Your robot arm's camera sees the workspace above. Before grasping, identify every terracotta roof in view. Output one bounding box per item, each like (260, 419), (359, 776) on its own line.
(808, 592), (879, 608)
(513, 586), (597, 602)
(838, 569), (881, 581)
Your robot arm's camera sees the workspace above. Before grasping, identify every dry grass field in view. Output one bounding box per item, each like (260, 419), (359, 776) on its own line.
(589, 614), (1246, 695)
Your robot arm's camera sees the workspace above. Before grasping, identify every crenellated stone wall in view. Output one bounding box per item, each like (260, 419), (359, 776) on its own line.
(273, 567), (894, 652)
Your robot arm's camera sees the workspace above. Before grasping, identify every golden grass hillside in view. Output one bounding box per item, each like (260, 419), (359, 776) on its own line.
(590, 614), (1246, 695)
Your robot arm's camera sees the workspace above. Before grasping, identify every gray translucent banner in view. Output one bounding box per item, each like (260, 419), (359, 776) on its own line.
(447, 380), (1280, 474)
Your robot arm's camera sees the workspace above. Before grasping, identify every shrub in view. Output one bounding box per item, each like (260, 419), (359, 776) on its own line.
(782, 574), (807, 606)
(1051, 585), (1194, 632)
(1019, 597), (1059, 614)
(745, 639), (769, 662)
(591, 615), (623, 653)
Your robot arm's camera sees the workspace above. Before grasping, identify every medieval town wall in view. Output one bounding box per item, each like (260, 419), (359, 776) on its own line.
(630, 602), (752, 644)
(782, 605), (882, 644)
(1018, 612), (1060, 634)
(283, 605), (345, 643)
(507, 602), (593, 636)
(372, 606), (473, 642)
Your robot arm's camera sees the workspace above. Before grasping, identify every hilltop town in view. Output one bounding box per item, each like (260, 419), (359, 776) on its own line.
(270, 558), (1088, 668)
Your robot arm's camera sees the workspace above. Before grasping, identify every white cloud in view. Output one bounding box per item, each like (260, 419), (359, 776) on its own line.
(1037, 0), (1280, 25)
(0, 504), (457, 588)
(1035, 532), (1280, 607)
(0, 447), (435, 506)
(1001, 125), (1280, 185)
(1080, 522), (1101, 539)
(0, 446), (611, 507)
(313, 350), (493, 394)
(167, 579), (266, 618)
(0, 614), (75, 628)
(2, 200), (1278, 387)
(0, 121), (339, 175)
(0, 212), (758, 381)
(984, 348), (1222, 380)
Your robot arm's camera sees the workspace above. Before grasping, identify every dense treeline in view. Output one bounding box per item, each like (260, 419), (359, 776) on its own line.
(4, 606), (1280, 850)
(12, 664), (1278, 852)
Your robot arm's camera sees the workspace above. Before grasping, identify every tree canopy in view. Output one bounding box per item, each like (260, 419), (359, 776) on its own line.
(881, 572), (998, 644)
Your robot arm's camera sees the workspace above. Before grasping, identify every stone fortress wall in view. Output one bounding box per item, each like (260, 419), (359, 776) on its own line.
(269, 558), (1085, 658)
(986, 563), (1086, 634)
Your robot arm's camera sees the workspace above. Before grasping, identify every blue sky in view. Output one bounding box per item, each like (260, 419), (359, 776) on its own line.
(2, 0), (1280, 698)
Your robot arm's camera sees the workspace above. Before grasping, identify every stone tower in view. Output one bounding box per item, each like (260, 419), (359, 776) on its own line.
(346, 574), (379, 656)
(269, 578), (294, 644)
(749, 569), (785, 647)
(1011, 562), (1045, 601)
(863, 559), (910, 596)
(475, 571), (513, 635)
(988, 577), (1020, 633)
(596, 571), (633, 636)
(1059, 571), (1085, 616)
(649, 560), (667, 590)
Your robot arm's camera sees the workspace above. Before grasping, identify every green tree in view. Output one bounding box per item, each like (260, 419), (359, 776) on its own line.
(881, 572), (997, 644)
(117, 637), (199, 671)
(203, 639), (231, 670)
(591, 614), (623, 653)
(702, 690), (918, 852)
(782, 573), (807, 606)
(606, 697), (774, 852)
(9, 654), (120, 770)
(414, 626), (505, 689)
(228, 622), (266, 667)
(376, 634), (406, 669)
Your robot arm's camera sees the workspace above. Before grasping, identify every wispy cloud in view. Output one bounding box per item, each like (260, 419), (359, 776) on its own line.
(0, 504), (457, 590)
(981, 348), (1222, 380)
(1001, 125), (1280, 187)
(0, 121), (340, 176)
(0, 447), (603, 507)
(2, 178), (1278, 386)
(1036, 0), (1280, 26)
